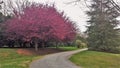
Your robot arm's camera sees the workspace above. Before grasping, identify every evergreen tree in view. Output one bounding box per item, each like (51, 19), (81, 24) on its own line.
(86, 0), (120, 53)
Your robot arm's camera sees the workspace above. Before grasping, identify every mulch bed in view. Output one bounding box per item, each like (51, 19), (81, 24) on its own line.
(17, 48), (64, 56)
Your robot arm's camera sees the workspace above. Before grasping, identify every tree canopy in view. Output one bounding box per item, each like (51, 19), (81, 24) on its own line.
(4, 4), (77, 50)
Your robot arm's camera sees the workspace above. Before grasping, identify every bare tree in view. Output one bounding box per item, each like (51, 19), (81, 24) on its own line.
(1, 0), (31, 16)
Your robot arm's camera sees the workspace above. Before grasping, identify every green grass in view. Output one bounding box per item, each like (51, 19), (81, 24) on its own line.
(0, 48), (42, 68)
(58, 46), (79, 51)
(70, 51), (120, 68)
(49, 46), (80, 51)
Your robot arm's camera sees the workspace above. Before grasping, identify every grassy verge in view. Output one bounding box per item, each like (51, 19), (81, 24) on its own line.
(58, 46), (79, 51)
(70, 51), (120, 68)
(49, 46), (79, 51)
(0, 48), (42, 68)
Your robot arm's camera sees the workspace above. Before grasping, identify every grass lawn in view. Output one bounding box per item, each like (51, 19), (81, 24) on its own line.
(49, 46), (80, 51)
(0, 48), (42, 68)
(70, 51), (120, 68)
(58, 46), (79, 51)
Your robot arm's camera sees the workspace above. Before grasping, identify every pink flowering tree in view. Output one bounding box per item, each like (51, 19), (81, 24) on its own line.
(4, 4), (77, 51)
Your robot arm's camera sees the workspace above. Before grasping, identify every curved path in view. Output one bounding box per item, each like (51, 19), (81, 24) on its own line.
(30, 48), (88, 68)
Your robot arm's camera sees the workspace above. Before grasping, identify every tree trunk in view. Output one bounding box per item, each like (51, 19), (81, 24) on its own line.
(35, 42), (38, 51)
(55, 42), (58, 48)
(42, 42), (45, 48)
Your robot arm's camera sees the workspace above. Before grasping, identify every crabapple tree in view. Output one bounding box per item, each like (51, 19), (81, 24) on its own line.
(4, 4), (77, 51)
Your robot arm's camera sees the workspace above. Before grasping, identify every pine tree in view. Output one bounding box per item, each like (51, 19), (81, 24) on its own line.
(86, 0), (120, 53)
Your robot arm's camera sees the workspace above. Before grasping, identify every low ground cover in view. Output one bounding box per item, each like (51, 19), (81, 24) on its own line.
(0, 48), (43, 68)
(70, 51), (120, 68)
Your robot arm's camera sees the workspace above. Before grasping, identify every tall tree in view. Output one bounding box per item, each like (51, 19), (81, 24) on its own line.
(86, 0), (120, 53)
(4, 4), (76, 51)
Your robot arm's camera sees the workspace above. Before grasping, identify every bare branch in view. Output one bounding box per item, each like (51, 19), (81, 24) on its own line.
(65, 0), (81, 4)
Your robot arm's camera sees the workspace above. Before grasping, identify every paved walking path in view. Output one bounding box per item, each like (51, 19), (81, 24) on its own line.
(30, 48), (88, 68)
